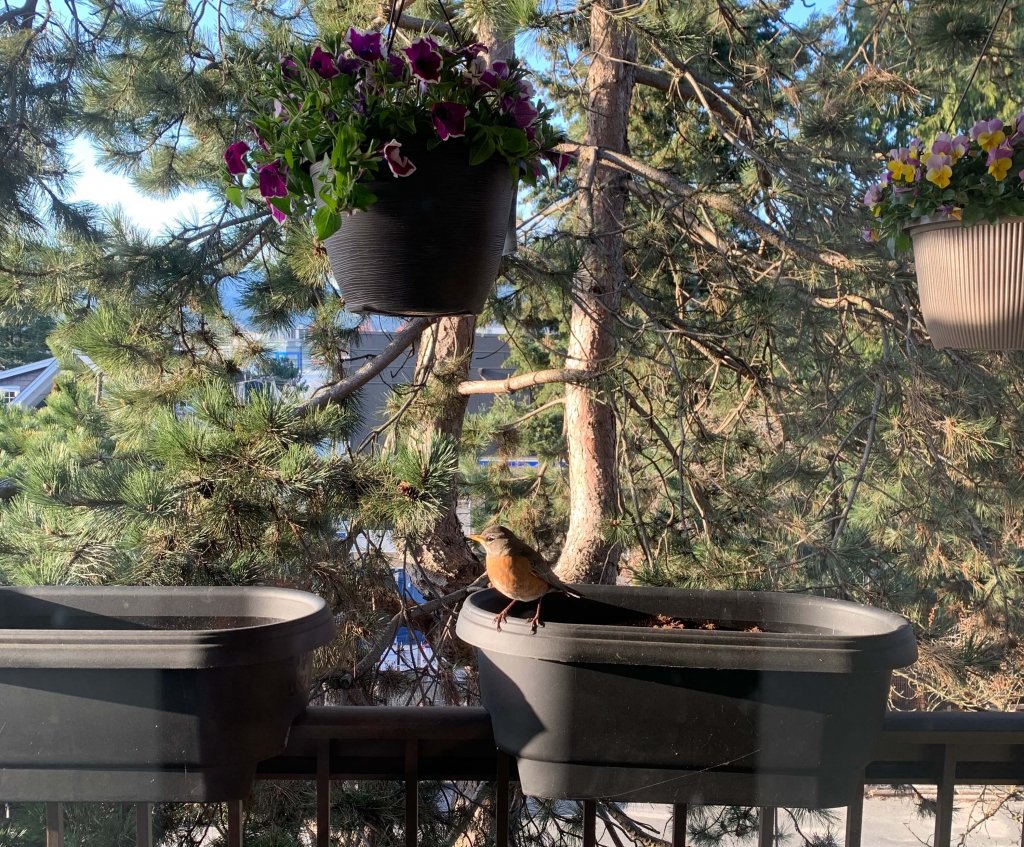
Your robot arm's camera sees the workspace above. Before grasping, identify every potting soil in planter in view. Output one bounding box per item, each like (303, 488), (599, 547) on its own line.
(0, 586), (334, 802)
(457, 585), (917, 808)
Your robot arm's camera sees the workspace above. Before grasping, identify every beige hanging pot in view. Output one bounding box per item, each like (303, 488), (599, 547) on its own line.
(908, 216), (1024, 350)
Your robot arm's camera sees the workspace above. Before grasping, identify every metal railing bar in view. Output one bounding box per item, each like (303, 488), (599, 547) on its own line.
(316, 740), (330, 847)
(844, 779), (864, 847)
(496, 752), (510, 847)
(672, 803), (687, 847)
(757, 807), (774, 847)
(934, 746), (957, 847)
(136, 802), (152, 847)
(583, 799), (597, 847)
(228, 800), (243, 847)
(45, 802), (63, 847)
(405, 739), (418, 847)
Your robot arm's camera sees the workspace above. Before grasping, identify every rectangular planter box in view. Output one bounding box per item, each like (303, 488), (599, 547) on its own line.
(0, 586), (334, 802)
(457, 586), (917, 808)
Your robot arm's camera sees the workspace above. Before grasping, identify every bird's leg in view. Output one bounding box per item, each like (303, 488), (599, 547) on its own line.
(493, 599), (518, 631)
(528, 596), (545, 634)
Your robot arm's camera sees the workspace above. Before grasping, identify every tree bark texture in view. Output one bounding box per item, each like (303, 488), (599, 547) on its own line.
(403, 21), (515, 591)
(556, 1), (636, 584)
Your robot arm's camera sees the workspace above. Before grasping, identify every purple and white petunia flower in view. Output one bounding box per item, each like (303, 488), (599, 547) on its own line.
(386, 53), (406, 79)
(381, 139), (416, 177)
(544, 150), (575, 174)
(404, 38), (442, 82)
(258, 161), (288, 198)
(337, 56), (362, 76)
(268, 201), (287, 223)
(280, 56), (299, 79)
(431, 102), (469, 140)
(458, 43), (487, 61)
(503, 96), (539, 129)
(491, 61), (510, 80)
(309, 46), (339, 79)
(224, 141), (249, 175)
(347, 28), (383, 62)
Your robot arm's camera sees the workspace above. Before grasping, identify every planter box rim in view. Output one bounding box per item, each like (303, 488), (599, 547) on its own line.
(906, 214), (1024, 235)
(0, 585), (333, 669)
(457, 586), (917, 673)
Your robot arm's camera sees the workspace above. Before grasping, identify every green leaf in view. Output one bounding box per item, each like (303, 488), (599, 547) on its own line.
(350, 184), (377, 210)
(314, 206), (341, 240)
(495, 127), (529, 157)
(469, 137), (496, 166)
(225, 185), (245, 210)
(303, 140), (317, 163)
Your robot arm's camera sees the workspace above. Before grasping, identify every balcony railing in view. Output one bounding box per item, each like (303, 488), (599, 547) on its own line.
(32, 707), (1024, 847)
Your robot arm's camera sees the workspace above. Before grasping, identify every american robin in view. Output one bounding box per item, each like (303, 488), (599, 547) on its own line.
(466, 525), (581, 633)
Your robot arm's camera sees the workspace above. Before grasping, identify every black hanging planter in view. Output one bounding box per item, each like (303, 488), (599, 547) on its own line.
(457, 585), (917, 808)
(315, 142), (515, 317)
(0, 586), (334, 802)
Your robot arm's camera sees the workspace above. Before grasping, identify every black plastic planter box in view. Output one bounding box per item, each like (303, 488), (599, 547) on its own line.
(0, 586), (334, 802)
(457, 586), (917, 808)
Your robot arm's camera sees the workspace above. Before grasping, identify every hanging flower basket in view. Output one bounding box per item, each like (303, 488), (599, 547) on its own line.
(457, 585), (917, 808)
(312, 142), (514, 315)
(909, 216), (1024, 350)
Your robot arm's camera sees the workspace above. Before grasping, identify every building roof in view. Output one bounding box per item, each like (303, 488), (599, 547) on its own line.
(0, 358), (61, 408)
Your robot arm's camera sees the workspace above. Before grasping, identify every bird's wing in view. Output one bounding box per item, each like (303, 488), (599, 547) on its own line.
(530, 557), (582, 597)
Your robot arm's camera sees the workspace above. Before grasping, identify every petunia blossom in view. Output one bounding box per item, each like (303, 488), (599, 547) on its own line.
(544, 150), (575, 174)
(224, 141), (249, 176)
(476, 70), (499, 92)
(492, 61), (510, 80)
(268, 201), (287, 223)
(338, 56), (362, 76)
(347, 28), (383, 62)
(431, 102), (469, 140)
(309, 46), (339, 79)
(280, 56), (299, 79)
(503, 96), (539, 129)
(387, 53), (406, 79)
(258, 161), (289, 198)
(458, 43), (487, 61)
(404, 38), (442, 82)
(381, 139), (416, 177)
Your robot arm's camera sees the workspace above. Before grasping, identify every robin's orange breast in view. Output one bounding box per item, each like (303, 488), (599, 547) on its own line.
(486, 554), (550, 602)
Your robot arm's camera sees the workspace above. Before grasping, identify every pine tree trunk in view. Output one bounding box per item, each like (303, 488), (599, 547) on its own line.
(555, 0), (636, 584)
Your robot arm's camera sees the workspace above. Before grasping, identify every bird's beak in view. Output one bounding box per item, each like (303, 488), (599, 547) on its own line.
(466, 534), (484, 545)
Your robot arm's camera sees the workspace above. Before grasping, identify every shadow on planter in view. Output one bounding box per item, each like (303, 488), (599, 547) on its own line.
(456, 586), (917, 808)
(0, 586), (334, 802)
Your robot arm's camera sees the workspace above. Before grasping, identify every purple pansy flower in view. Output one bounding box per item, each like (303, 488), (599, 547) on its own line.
(404, 38), (442, 82)
(268, 201), (287, 223)
(309, 46), (339, 79)
(987, 142), (1014, 165)
(863, 183), (882, 207)
(258, 161), (288, 198)
(224, 141), (249, 175)
(861, 228), (878, 243)
(431, 102), (469, 140)
(387, 52), (406, 79)
(931, 132), (953, 156)
(972, 118), (1003, 140)
(381, 139), (416, 177)
(503, 96), (539, 129)
(347, 28), (383, 62)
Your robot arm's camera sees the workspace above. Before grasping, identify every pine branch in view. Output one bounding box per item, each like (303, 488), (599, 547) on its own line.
(458, 368), (600, 396)
(297, 317), (434, 415)
(556, 142), (861, 272)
